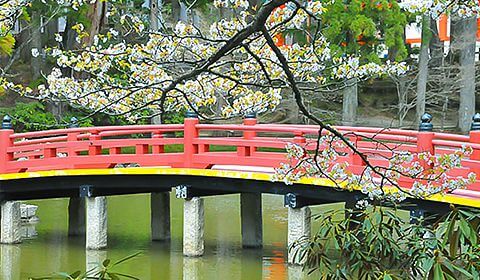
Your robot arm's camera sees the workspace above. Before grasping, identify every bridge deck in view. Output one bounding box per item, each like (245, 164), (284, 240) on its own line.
(0, 167), (478, 211)
(0, 116), (480, 211)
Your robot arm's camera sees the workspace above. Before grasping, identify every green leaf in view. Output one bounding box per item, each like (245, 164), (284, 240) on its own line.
(110, 272), (141, 279)
(433, 263), (446, 280)
(0, 33), (15, 56)
(102, 259), (111, 267)
(69, 271), (81, 278)
(459, 218), (471, 239)
(112, 251), (142, 266)
(449, 230), (460, 257)
(383, 273), (393, 280)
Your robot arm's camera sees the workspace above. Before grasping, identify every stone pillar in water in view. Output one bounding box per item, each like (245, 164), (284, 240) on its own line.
(288, 264), (306, 279)
(0, 201), (21, 244)
(240, 193), (263, 248)
(151, 192), (170, 241)
(86, 249), (107, 277)
(287, 206), (311, 265)
(86, 197), (107, 250)
(68, 197), (86, 236)
(183, 197), (204, 257)
(0, 244), (20, 280)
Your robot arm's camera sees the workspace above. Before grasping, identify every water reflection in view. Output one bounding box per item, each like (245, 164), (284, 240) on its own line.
(15, 194), (316, 279)
(263, 243), (287, 280)
(0, 244), (21, 280)
(183, 257), (202, 280)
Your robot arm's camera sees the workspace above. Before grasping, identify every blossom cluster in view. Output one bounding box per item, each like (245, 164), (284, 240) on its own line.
(399, 0), (480, 18)
(22, 1), (407, 120)
(333, 57), (408, 80)
(213, 0), (249, 10)
(0, 0), (98, 36)
(0, 0), (28, 36)
(272, 135), (476, 202)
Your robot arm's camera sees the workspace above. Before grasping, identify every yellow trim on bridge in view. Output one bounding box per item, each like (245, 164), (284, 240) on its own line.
(0, 167), (479, 208)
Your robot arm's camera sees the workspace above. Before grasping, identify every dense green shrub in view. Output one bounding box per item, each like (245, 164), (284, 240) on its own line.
(295, 205), (480, 279)
(0, 101), (186, 132)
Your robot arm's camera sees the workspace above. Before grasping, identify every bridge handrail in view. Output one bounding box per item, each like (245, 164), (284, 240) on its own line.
(1, 114), (480, 194)
(10, 124), (185, 140)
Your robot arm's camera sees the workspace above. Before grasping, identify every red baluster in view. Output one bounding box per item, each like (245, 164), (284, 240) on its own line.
(136, 144), (149, 155)
(0, 115), (14, 173)
(184, 111), (199, 167)
(152, 130), (164, 154)
(348, 135), (364, 166)
(469, 113), (480, 175)
(43, 146), (57, 158)
(89, 130), (102, 156)
(238, 112), (257, 157)
(417, 113), (434, 169)
(67, 117), (79, 157)
(293, 131), (306, 144)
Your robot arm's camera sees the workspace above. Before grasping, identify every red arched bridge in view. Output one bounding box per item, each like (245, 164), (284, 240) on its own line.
(1, 113), (480, 260)
(0, 114), (479, 209)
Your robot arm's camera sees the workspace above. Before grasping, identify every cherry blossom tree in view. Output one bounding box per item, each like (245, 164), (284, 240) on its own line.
(1, 0), (479, 201)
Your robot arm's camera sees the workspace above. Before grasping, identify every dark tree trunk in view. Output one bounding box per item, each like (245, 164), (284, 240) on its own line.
(458, 17), (477, 132)
(416, 15), (430, 123)
(429, 16), (444, 68)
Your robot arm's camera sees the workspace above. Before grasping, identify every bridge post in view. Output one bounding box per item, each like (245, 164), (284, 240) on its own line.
(417, 113), (434, 171)
(67, 117), (80, 158)
(238, 112), (257, 157)
(417, 113), (434, 153)
(151, 192), (170, 241)
(0, 244), (21, 280)
(68, 197), (85, 236)
(184, 111), (199, 168)
(183, 197), (204, 257)
(88, 130), (102, 156)
(0, 201), (21, 244)
(85, 195), (108, 250)
(240, 192), (262, 248)
(470, 113), (480, 164)
(287, 206), (311, 265)
(0, 116), (14, 174)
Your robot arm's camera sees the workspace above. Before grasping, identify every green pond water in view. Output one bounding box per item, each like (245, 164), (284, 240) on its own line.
(1, 193), (342, 280)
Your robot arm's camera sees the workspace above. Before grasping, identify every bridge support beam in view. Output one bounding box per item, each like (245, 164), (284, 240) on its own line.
(183, 197), (204, 257)
(0, 201), (21, 244)
(68, 197), (85, 236)
(151, 192), (170, 241)
(287, 206), (311, 265)
(240, 193), (262, 248)
(86, 197), (107, 250)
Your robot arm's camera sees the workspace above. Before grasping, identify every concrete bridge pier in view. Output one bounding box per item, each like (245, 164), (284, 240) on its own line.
(86, 249), (107, 276)
(151, 192), (171, 241)
(68, 197), (86, 236)
(0, 244), (21, 280)
(0, 201), (22, 244)
(86, 196), (107, 250)
(240, 193), (263, 248)
(287, 206), (311, 265)
(183, 197), (204, 257)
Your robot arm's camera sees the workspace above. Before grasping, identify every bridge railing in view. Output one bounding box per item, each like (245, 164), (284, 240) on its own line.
(1, 113), (480, 193)
(1, 124), (186, 173)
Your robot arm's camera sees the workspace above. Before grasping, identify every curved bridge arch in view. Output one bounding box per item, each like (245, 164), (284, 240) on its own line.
(1, 116), (480, 262)
(0, 115), (478, 209)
